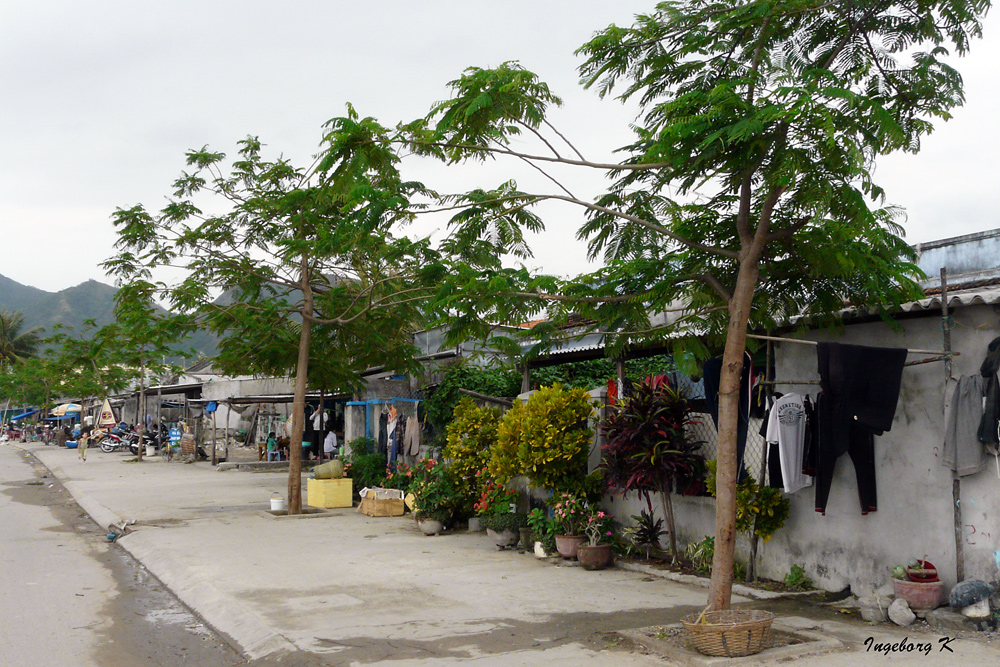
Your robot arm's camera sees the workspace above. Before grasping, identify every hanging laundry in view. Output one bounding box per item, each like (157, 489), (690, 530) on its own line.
(814, 392), (878, 515)
(944, 374), (988, 476)
(404, 415), (421, 456)
(703, 353), (753, 482)
(377, 410), (388, 455)
(764, 393), (814, 494)
(977, 336), (1000, 451)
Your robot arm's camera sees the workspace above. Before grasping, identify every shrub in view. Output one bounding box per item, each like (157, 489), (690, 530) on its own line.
(706, 460), (790, 541)
(409, 458), (458, 524)
(600, 381), (704, 560)
(496, 384), (595, 493)
(527, 508), (557, 553)
(344, 438), (387, 491)
(444, 398), (501, 517)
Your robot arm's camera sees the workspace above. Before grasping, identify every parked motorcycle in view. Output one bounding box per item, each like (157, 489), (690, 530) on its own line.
(99, 431), (130, 453)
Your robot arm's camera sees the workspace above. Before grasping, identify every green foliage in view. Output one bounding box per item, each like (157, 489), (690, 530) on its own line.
(409, 458), (458, 524)
(784, 564), (813, 590)
(531, 356), (675, 392)
(526, 508), (557, 553)
(424, 362), (520, 430)
(631, 510), (667, 549)
(480, 511), (527, 533)
(344, 438), (387, 492)
(706, 461), (790, 541)
(685, 535), (715, 576)
(383, 462), (413, 494)
(443, 398), (502, 516)
(0, 310), (42, 368)
(550, 492), (588, 536)
(499, 384), (595, 493)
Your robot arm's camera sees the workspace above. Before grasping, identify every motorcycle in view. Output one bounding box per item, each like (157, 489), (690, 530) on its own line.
(99, 431), (130, 453)
(125, 427), (165, 456)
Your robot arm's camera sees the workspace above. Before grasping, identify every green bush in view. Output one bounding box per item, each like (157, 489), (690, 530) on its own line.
(495, 384), (596, 493)
(344, 438), (386, 491)
(443, 398), (501, 517)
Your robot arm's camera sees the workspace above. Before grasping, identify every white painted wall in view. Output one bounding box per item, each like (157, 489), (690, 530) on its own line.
(605, 304), (1000, 596)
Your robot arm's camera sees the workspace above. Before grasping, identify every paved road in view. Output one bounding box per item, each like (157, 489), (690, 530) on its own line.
(0, 444), (242, 667)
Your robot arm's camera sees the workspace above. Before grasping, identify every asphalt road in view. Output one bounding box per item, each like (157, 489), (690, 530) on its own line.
(0, 444), (244, 667)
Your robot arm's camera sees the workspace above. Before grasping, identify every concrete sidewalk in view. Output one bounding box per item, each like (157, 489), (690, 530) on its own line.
(19, 441), (1000, 666)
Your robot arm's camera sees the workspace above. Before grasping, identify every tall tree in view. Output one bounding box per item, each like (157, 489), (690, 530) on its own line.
(0, 309), (43, 368)
(368, 0), (988, 610)
(105, 121), (442, 513)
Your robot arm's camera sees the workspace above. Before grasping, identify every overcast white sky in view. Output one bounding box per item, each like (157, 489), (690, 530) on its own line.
(2, 1), (998, 293)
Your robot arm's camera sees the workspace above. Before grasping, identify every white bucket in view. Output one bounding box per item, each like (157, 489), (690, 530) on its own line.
(270, 497), (286, 511)
(146, 445), (156, 457)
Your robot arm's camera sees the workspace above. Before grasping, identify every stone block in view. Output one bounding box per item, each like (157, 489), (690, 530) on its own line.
(961, 599), (991, 619)
(925, 608), (981, 632)
(889, 598), (916, 626)
(306, 478), (352, 508)
(949, 580), (992, 608)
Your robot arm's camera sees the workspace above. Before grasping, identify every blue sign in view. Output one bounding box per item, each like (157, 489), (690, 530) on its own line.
(169, 428), (182, 445)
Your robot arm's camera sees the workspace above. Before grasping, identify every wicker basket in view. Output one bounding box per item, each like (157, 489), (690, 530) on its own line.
(680, 610), (775, 657)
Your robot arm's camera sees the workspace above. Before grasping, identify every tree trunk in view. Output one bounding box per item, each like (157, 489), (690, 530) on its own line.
(287, 257), (314, 515)
(137, 356), (146, 462)
(706, 257), (760, 610)
(659, 484), (678, 561)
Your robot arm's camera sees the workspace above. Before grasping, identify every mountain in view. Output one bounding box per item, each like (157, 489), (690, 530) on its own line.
(0, 273), (217, 359)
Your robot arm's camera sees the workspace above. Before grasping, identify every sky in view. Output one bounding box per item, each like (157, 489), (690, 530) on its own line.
(2, 1), (998, 293)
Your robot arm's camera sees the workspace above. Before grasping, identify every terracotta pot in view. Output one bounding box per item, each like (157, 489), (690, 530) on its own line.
(486, 528), (519, 549)
(555, 534), (585, 559)
(893, 578), (943, 611)
(577, 544), (613, 570)
(417, 518), (443, 536)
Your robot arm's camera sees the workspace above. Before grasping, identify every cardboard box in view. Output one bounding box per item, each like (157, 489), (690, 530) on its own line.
(307, 477), (353, 509)
(358, 488), (405, 517)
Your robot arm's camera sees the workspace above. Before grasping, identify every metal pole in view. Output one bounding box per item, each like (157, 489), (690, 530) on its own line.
(211, 410), (217, 466)
(941, 268), (963, 583)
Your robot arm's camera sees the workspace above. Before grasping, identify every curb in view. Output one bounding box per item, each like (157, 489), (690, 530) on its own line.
(616, 560), (822, 601)
(17, 443), (296, 661)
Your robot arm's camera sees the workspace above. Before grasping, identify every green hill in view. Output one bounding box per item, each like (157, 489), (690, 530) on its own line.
(0, 274), (217, 359)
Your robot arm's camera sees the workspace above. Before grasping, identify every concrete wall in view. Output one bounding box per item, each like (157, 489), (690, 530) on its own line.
(620, 304), (1000, 596)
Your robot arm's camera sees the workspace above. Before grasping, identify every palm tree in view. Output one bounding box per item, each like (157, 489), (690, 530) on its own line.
(0, 310), (43, 368)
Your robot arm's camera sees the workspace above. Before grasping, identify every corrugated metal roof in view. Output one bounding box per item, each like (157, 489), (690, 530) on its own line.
(901, 285), (1000, 312)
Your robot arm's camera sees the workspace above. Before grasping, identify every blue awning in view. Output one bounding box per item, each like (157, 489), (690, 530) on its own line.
(10, 410), (39, 421)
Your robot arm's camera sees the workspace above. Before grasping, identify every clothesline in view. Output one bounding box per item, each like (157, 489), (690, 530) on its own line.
(746, 333), (958, 358)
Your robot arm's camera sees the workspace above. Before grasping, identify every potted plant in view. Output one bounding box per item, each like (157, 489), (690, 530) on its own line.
(409, 458), (455, 536)
(527, 508), (557, 558)
(577, 508), (614, 570)
(475, 475), (522, 548)
(551, 492), (587, 559)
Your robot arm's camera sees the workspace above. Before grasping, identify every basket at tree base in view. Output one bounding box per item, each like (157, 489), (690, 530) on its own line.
(680, 610), (775, 657)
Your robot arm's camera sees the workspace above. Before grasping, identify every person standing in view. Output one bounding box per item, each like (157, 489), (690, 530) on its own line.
(266, 431), (280, 462)
(78, 425), (92, 463)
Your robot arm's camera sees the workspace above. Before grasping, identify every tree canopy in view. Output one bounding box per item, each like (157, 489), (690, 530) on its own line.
(334, 0), (989, 609)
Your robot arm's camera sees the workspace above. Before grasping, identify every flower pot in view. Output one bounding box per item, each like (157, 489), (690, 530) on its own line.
(577, 544), (613, 570)
(893, 578), (943, 611)
(519, 527), (533, 551)
(468, 517), (483, 532)
(486, 528), (519, 549)
(417, 518), (443, 536)
(555, 534), (585, 559)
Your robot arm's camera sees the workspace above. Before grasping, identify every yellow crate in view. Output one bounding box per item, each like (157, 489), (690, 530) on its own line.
(306, 478), (353, 508)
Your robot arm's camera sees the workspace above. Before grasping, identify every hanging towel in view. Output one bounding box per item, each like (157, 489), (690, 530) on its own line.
(945, 374), (987, 476)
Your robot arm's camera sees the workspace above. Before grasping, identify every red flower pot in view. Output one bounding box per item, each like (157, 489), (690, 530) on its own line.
(577, 544), (613, 570)
(555, 534), (585, 559)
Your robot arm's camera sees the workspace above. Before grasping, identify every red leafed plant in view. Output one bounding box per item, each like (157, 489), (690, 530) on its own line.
(600, 380), (704, 560)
